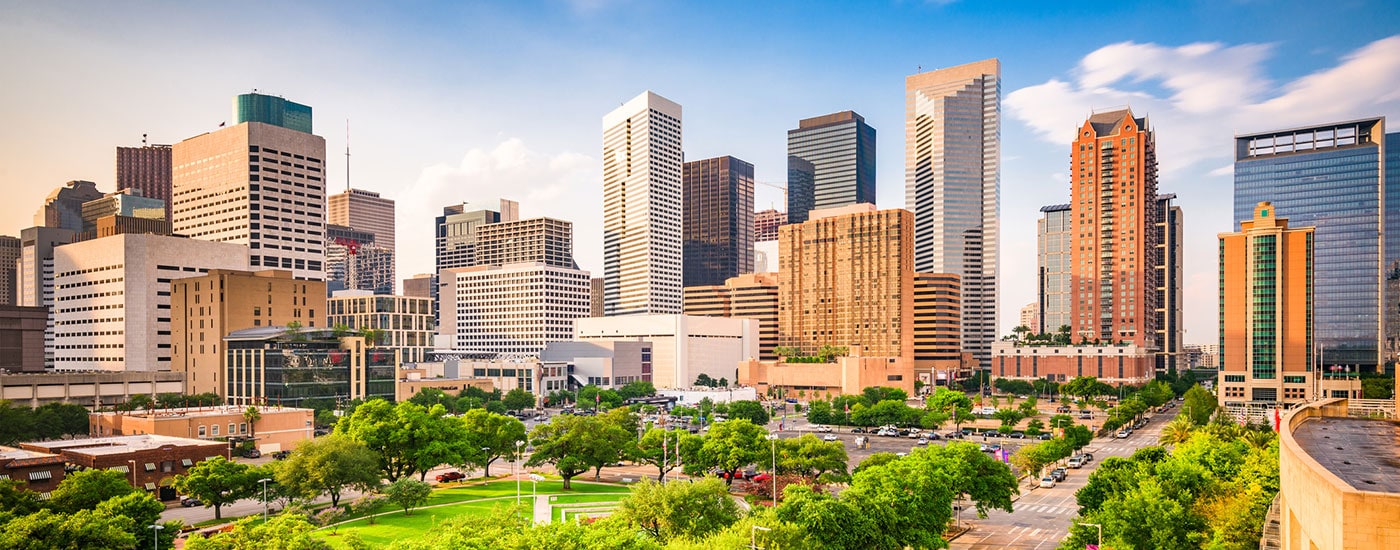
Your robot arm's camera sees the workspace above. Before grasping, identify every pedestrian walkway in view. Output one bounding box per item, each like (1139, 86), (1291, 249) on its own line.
(533, 495), (550, 524)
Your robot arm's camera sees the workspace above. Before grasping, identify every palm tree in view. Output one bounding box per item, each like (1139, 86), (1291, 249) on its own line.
(1242, 430), (1275, 449)
(243, 406), (262, 442)
(1158, 416), (1194, 446)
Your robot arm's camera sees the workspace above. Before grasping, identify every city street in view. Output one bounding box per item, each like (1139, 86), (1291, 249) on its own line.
(950, 410), (1174, 549)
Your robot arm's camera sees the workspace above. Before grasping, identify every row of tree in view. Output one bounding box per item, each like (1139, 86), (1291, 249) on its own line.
(0, 400), (89, 445)
(0, 470), (182, 550)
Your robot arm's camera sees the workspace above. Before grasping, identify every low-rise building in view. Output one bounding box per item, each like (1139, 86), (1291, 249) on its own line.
(990, 341), (1154, 386)
(540, 340), (652, 389)
(574, 314), (757, 389)
(395, 365), (495, 403)
(90, 405), (314, 453)
(0, 370), (185, 408)
(21, 434), (228, 499)
(327, 290), (434, 363)
(738, 345), (914, 398)
(0, 445), (65, 496)
(224, 327), (397, 407)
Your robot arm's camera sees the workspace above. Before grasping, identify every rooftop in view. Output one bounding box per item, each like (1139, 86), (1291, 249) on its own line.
(24, 434), (218, 456)
(0, 445), (60, 461)
(1292, 416), (1400, 493)
(91, 405), (312, 420)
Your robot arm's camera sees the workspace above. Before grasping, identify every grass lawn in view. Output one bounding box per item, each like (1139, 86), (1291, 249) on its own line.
(321, 500), (522, 548)
(548, 494), (629, 523)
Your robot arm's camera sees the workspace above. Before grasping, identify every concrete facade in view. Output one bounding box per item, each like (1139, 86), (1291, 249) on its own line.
(754, 208), (785, 242)
(739, 347), (915, 398)
(439, 262), (590, 355)
(52, 233), (249, 372)
(991, 341), (1154, 385)
(18, 226), (77, 369)
(328, 188), (396, 252)
(0, 305), (47, 372)
(328, 290), (434, 363)
(574, 314), (757, 389)
(171, 269), (325, 396)
(0, 371), (185, 408)
(90, 405), (314, 453)
(684, 272), (779, 360)
(540, 340), (652, 389)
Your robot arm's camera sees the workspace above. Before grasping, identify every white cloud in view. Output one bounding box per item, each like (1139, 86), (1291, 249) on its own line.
(395, 138), (601, 281)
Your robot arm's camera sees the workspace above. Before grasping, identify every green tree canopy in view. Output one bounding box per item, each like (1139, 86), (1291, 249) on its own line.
(860, 386), (909, 405)
(383, 478), (433, 516)
(725, 400), (770, 425)
(612, 478), (740, 544)
(184, 514), (331, 550)
(47, 468), (137, 514)
(628, 427), (691, 481)
(525, 414), (598, 490)
(172, 456), (256, 520)
(682, 419), (769, 485)
(775, 433), (848, 480)
(502, 388), (535, 411)
(1182, 384), (1217, 426)
(458, 408), (526, 477)
(0, 509), (138, 550)
(617, 380), (657, 400)
(274, 434), (381, 508)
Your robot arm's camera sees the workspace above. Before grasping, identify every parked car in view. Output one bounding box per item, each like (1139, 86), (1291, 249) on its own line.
(945, 431), (962, 439)
(1050, 468), (1068, 482)
(1036, 433), (1053, 440)
(915, 437), (929, 446)
(1067, 456), (1085, 468)
(751, 473), (772, 483)
(180, 496), (202, 507)
(850, 427), (868, 433)
(1039, 476), (1057, 488)
(960, 428), (974, 437)
(1116, 430), (1130, 439)
(813, 425), (833, 433)
(272, 450), (291, 460)
(435, 471), (466, 483)
(924, 432), (942, 440)
(907, 431), (924, 439)
(1081, 452), (1094, 462)
(822, 434), (839, 442)
(1055, 406), (1071, 413)
(1009, 432), (1025, 439)
(242, 449), (261, 459)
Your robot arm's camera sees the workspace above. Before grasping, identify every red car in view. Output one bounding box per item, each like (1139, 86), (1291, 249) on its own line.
(751, 473), (772, 483)
(435, 471), (465, 483)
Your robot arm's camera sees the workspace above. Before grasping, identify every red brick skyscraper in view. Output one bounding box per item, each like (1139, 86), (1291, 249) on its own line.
(116, 144), (172, 221)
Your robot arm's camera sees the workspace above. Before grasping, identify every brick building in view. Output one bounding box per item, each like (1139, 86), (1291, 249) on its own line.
(0, 446), (65, 495)
(90, 405), (315, 454)
(21, 434), (228, 499)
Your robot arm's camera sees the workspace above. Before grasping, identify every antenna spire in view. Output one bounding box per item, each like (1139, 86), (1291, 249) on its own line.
(345, 118), (351, 192)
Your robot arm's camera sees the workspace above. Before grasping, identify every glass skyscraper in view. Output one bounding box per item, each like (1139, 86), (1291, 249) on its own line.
(234, 93), (313, 134)
(786, 111), (876, 223)
(683, 156), (754, 287)
(1233, 117), (1397, 372)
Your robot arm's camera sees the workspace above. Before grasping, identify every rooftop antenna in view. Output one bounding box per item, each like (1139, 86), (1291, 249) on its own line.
(142, 133), (148, 146)
(345, 118), (351, 192)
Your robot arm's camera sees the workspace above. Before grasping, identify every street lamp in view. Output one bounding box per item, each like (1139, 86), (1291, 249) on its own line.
(514, 440), (524, 506)
(259, 478), (273, 522)
(481, 447), (491, 477)
(749, 524), (770, 550)
(528, 473), (545, 521)
(148, 524), (164, 550)
(766, 434), (778, 503)
(1077, 521), (1103, 550)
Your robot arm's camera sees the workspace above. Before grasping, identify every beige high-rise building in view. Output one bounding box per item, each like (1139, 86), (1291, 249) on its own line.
(777, 204), (962, 378)
(1019, 302), (1039, 332)
(476, 217), (577, 268)
(328, 188), (395, 251)
(403, 273), (433, 299)
(905, 59), (1001, 369)
(171, 269), (325, 395)
(684, 272), (779, 360)
(173, 109), (327, 281)
(328, 290), (434, 364)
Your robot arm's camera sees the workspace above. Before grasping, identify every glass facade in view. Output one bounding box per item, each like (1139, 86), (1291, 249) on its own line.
(225, 336), (396, 407)
(683, 156), (754, 287)
(1233, 119), (1390, 370)
(1037, 204), (1072, 334)
(234, 93), (313, 134)
(786, 111), (875, 222)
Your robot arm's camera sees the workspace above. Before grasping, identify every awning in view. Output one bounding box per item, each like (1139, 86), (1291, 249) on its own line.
(28, 470), (52, 481)
(206, 456), (220, 462)
(144, 463), (156, 472)
(109, 465), (129, 473)
(0, 474), (9, 480)
(144, 482), (156, 491)
(181, 459), (193, 467)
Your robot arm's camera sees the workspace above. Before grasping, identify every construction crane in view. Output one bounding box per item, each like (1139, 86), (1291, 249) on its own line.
(756, 181), (787, 211)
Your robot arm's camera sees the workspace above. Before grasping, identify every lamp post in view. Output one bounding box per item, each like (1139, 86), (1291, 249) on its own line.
(259, 478), (272, 522)
(481, 447), (490, 478)
(749, 524), (770, 550)
(766, 434), (778, 503)
(514, 440), (524, 506)
(529, 473), (545, 522)
(127, 459), (137, 487)
(148, 524), (164, 550)
(1077, 521), (1102, 549)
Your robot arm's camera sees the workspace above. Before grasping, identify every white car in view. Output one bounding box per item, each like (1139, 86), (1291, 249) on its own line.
(908, 431), (924, 439)
(1116, 430), (1130, 439)
(822, 434), (839, 442)
(813, 425), (833, 433)
(915, 437), (930, 446)
(1039, 476), (1057, 488)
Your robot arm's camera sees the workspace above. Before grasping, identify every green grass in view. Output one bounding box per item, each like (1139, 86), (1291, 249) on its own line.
(548, 494), (629, 522)
(322, 500), (525, 548)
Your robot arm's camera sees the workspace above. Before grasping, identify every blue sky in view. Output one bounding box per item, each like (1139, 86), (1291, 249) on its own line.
(3, 1), (1399, 343)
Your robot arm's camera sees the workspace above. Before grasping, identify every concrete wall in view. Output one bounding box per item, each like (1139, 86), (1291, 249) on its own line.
(0, 371), (185, 408)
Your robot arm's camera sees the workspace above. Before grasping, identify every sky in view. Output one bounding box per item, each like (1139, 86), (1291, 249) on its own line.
(3, 1), (1399, 344)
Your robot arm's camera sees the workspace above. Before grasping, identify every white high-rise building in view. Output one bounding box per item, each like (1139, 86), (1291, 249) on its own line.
(602, 91), (683, 316)
(439, 263), (591, 355)
(52, 234), (248, 372)
(172, 97), (327, 281)
(905, 59), (1001, 368)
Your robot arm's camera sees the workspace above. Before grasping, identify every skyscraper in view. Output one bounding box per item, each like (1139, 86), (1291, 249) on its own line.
(116, 144), (173, 221)
(1068, 108), (1159, 349)
(233, 93), (313, 134)
(34, 180), (104, 232)
(475, 217), (578, 268)
(602, 91), (683, 316)
(172, 94), (327, 281)
(683, 156), (754, 287)
(1155, 194), (1184, 373)
(0, 236), (19, 306)
(17, 226), (75, 368)
(1037, 203), (1072, 335)
(753, 209), (786, 242)
(904, 59), (1001, 368)
(786, 111), (875, 223)
(329, 188), (396, 252)
(1234, 118), (1397, 372)
(435, 200), (516, 272)
(685, 272), (779, 360)
(1218, 202), (1358, 405)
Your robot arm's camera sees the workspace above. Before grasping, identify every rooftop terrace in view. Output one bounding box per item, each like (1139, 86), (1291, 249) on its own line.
(1291, 416), (1400, 493)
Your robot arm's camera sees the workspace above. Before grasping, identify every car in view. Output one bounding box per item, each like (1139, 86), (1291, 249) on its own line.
(1067, 456), (1085, 468)
(1039, 476), (1057, 488)
(1009, 432), (1025, 439)
(945, 431), (962, 439)
(908, 431), (924, 439)
(180, 496), (202, 507)
(960, 428), (974, 437)
(850, 427), (868, 433)
(924, 432), (942, 440)
(1050, 468), (1068, 482)
(1036, 433), (1053, 440)
(978, 407), (997, 415)
(979, 443), (993, 452)
(813, 425), (833, 433)
(896, 452), (907, 457)
(740, 469), (759, 480)
(896, 428), (911, 436)
(822, 434), (839, 442)
(313, 428), (331, 437)
(1081, 452), (1094, 462)
(1116, 430), (1130, 439)
(1079, 411), (1093, 419)
(272, 450), (292, 460)
(435, 471), (466, 483)
(915, 437), (929, 446)
(242, 449), (261, 459)
(751, 473), (772, 483)
(1056, 406), (1071, 413)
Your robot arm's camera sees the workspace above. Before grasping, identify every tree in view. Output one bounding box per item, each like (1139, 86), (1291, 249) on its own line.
(0, 479), (41, 517)
(726, 400), (770, 425)
(243, 406), (262, 441)
(851, 400), (920, 427)
(1159, 416), (1195, 446)
(618, 380), (657, 400)
(408, 388), (453, 411)
(458, 408), (527, 477)
(1025, 418), (1045, 437)
(630, 427), (690, 481)
(693, 373), (716, 387)
(1182, 384), (1217, 426)
(775, 433), (849, 480)
(30, 402), (90, 440)
(583, 408), (636, 480)
(95, 491), (181, 550)
(612, 478), (740, 543)
(184, 514), (331, 550)
(336, 399), (465, 482)
(992, 407), (1024, 430)
(0, 509), (138, 550)
(1013, 325), (1030, 341)
(173, 456), (255, 520)
(274, 434), (381, 508)
(47, 468), (137, 514)
(920, 409), (949, 430)
(860, 386), (908, 405)
(383, 477), (432, 516)
(684, 419), (769, 485)
(840, 448), (956, 549)
(502, 388), (535, 411)
(928, 442), (1019, 518)
(805, 399), (833, 425)
(526, 414), (597, 490)
(1011, 440), (1072, 480)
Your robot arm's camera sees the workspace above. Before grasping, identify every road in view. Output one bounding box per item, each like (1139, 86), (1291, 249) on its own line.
(950, 408), (1175, 549)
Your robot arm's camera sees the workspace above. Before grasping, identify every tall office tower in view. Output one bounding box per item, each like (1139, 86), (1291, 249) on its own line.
(116, 144), (173, 221)
(777, 204), (962, 376)
(1235, 118), (1398, 372)
(786, 111), (876, 223)
(18, 226), (76, 368)
(602, 91), (683, 316)
(329, 188), (396, 252)
(683, 156), (754, 287)
(172, 94), (327, 281)
(591, 277), (604, 317)
(325, 224), (393, 294)
(1037, 203), (1072, 335)
(684, 272), (779, 360)
(0, 236), (18, 305)
(1019, 303), (1039, 332)
(785, 157), (816, 224)
(1068, 108), (1159, 349)
(1219, 202), (1358, 406)
(172, 269), (324, 395)
(1155, 194), (1184, 373)
(476, 217), (579, 268)
(34, 180), (104, 232)
(754, 209), (786, 242)
(53, 233), (249, 372)
(904, 59), (1001, 369)
(80, 190), (165, 233)
(402, 273), (433, 299)
(913, 273), (966, 385)
(233, 92), (313, 133)
(435, 200), (517, 271)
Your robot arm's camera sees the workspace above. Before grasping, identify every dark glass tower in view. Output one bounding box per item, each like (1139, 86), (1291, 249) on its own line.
(1234, 118), (1398, 372)
(234, 93), (313, 134)
(683, 156), (754, 287)
(786, 111), (875, 223)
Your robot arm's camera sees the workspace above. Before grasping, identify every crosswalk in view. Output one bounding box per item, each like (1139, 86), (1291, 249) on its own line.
(1014, 503), (1078, 516)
